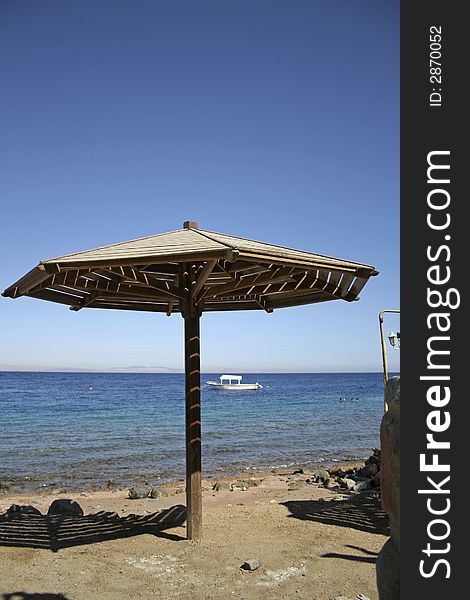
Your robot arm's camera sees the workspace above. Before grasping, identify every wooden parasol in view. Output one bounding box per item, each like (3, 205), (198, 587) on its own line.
(3, 221), (378, 540)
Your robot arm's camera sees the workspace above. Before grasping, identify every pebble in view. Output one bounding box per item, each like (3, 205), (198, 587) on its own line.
(353, 480), (371, 493)
(240, 559), (262, 571)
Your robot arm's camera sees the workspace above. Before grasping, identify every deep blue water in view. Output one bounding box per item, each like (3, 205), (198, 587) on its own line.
(0, 371), (389, 492)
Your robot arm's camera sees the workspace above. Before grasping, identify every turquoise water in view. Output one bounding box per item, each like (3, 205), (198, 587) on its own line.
(0, 372), (387, 492)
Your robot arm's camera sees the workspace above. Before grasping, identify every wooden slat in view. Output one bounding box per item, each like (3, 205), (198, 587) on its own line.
(200, 266), (301, 300)
(106, 266), (186, 301)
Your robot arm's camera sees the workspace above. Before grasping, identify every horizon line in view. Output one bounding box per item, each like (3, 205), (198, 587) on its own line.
(0, 369), (395, 375)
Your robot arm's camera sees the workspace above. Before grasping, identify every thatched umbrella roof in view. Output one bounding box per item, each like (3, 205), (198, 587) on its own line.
(3, 221), (378, 540)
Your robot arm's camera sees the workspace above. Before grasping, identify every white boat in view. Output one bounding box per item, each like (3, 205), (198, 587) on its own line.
(206, 374), (262, 390)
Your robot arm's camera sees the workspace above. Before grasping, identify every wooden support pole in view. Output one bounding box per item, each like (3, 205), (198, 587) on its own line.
(184, 313), (202, 540)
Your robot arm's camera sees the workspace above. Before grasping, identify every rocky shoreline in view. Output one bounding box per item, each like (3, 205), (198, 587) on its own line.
(0, 453), (381, 498)
(1, 452), (386, 600)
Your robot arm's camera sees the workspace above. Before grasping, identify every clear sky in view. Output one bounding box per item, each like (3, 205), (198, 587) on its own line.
(0, 0), (399, 373)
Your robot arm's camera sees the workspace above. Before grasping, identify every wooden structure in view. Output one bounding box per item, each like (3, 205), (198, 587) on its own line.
(3, 221), (378, 540)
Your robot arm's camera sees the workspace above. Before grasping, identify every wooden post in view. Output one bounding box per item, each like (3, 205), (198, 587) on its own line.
(184, 313), (202, 540)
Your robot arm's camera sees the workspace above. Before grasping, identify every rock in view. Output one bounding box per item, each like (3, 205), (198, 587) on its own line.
(149, 487), (161, 499)
(328, 465), (344, 476)
(128, 486), (151, 499)
(6, 504), (42, 516)
(323, 477), (339, 489)
(353, 480), (371, 493)
(230, 482), (248, 491)
(288, 481), (306, 491)
(237, 479), (259, 488)
(212, 481), (230, 492)
(360, 463), (378, 478)
(312, 469), (330, 482)
(47, 499), (83, 516)
(240, 559), (262, 571)
(340, 477), (356, 490)
(366, 454), (381, 466)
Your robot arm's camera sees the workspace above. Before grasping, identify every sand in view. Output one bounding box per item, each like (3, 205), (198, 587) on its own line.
(0, 467), (387, 600)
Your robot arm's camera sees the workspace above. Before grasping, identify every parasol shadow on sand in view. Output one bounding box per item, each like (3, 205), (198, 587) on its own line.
(3, 221), (378, 540)
(282, 491), (389, 535)
(0, 505), (186, 552)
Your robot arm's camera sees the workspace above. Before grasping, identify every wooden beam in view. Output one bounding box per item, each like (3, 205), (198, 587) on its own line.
(42, 248), (237, 271)
(344, 276), (369, 301)
(70, 293), (98, 311)
(192, 260), (217, 299)
(254, 295), (274, 313)
(267, 292), (337, 309)
(167, 273), (180, 316)
(184, 313), (202, 540)
(200, 266), (301, 301)
(54, 280), (173, 302)
(339, 273), (355, 297)
(106, 266), (186, 301)
(233, 251), (364, 273)
(23, 269), (94, 297)
(30, 288), (85, 306)
(2, 265), (53, 298)
(89, 301), (174, 313)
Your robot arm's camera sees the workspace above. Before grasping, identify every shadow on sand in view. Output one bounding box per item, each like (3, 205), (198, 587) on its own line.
(0, 505), (186, 552)
(3, 594), (71, 600)
(282, 491), (389, 535)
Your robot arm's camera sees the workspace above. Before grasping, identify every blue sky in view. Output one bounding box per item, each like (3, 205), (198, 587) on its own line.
(0, 0), (399, 373)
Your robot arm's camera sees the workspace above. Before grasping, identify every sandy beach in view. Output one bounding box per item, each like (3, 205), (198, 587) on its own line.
(0, 464), (387, 600)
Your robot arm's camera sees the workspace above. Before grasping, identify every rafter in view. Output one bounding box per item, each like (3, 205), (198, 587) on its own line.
(199, 266), (303, 301)
(106, 266), (186, 301)
(191, 260), (217, 299)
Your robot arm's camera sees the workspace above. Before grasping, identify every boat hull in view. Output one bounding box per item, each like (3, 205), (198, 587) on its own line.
(206, 382), (262, 390)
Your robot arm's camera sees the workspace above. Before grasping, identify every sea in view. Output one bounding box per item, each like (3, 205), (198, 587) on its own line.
(0, 371), (393, 493)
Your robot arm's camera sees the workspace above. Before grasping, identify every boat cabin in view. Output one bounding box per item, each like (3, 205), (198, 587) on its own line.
(219, 375), (243, 385)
